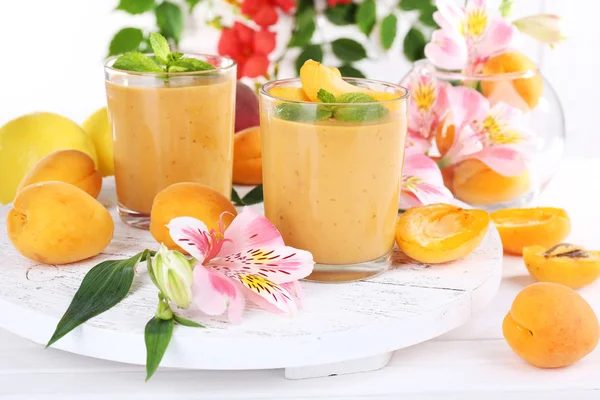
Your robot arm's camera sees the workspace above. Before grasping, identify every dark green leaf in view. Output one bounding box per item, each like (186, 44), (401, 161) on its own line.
(356, 0), (376, 36)
(295, 44), (323, 74)
(288, 7), (315, 48)
(108, 28), (144, 57)
(333, 104), (388, 122)
(242, 184), (265, 205)
(380, 14), (398, 50)
(156, 1), (184, 44)
(274, 103), (332, 122)
(47, 251), (150, 347)
(185, 0), (203, 13)
(337, 64), (366, 78)
(403, 27), (427, 62)
(172, 57), (215, 71)
(325, 3), (357, 26)
(296, 0), (314, 14)
(317, 89), (336, 103)
(145, 316), (174, 381)
(418, 2), (437, 28)
(169, 52), (184, 62)
(113, 52), (164, 72)
(399, 0), (432, 11)
(331, 38), (367, 62)
(231, 188), (245, 206)
(173, 314), (205, 327)
(117, 0), (155, 14)
(149, 32), (171, 65)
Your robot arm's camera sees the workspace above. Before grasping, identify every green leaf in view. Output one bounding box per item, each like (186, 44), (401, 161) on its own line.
(288, 7), (315, 47)
(117, 0), (155, 14)
(325, 3), (357, 26)
(296, 0), (314, 14)
(149, 33), (171, 65)
(399, 0), (431, 11)
(356, 0), (376, 36)
(113, 52), (165, 73)
(167, 65), (188, 72)
(173, 314), (205, 327)
(331, 38), (367, 62)
(108, 28), (144, 57)
(274, 103), (332, 122)
(47, 251), (150, 348)
(145, 316), (174, 381)
(242, 184), (265, 205)
(295, 44), (323, 74)
(418, 2), (438, 28)
(185, 0), (203, 13)
(169, 52), (184, 62)
(403, 27), (427, 62)
(156, 1), (184, 44)
(337, 64), (366, 78)
(317, 89), (336, 103)
(231, 188), (245, 206)
(380, 14), (398, 50)
(333, 104), (388, 122)
(172, 57), (215, 71)
(336, 92), (376, 103)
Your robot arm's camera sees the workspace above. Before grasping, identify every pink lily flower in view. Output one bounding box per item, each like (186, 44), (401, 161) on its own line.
(438, 85), (531, 177)
(400, 148), (454, 210)
(166, 208), (314, 324)
(425, 0), (518, 73)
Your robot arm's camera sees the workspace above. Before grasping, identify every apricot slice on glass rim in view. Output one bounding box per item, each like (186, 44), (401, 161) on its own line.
(523, 244), (600, 289)
(395, 203), (490, 264)
(491, 207), (570, 255)
(268, 86), (311, 102)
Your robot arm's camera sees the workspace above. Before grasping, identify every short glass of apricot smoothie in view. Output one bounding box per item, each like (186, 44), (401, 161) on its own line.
(259, 62), (408, 282)
(104, 54), (236, 228)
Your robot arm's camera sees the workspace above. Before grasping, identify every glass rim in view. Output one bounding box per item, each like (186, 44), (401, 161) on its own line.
(414, 60), (540, 81)
(104, 53), (236, 77)
(259, 77), (410, 106)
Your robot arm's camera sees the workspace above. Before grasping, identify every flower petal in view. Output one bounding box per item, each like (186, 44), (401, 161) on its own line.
(405, 131), (433, 153)
(192, 265), (245, 324)
(221, 207), (284, 254)
(434, 0), (465, 33)
(399, 191), (424, 210)
(468, 145), (528, 176)
(242, 55), (270, 78)
(446, 85), (489, 130)
(254, 29), (276, 55)
(425, 30), (468, 71)
(281, 281), (305, 309)
(409, 182), (454, 207)
(477, 16), (517, 59)
(166, 217), (212, 262)
(231, 273), (298, 316)
(403, 151), (446, 187)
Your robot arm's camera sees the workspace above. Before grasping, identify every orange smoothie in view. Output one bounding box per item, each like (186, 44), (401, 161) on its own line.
(106, 77), (235, 215)
(261, 112), (407, 265)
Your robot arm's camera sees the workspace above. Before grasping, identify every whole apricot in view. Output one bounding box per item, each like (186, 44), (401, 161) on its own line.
(503, 282), (599, 368)
(150, 182), (238, 253)
(491, 207), (570, 255)
(235, 81), (260, 133)
(452, 159), (531, 206)
(16, 149), (102, 198)
(233, 126), (262, 185)
(7, 181), (114, 264)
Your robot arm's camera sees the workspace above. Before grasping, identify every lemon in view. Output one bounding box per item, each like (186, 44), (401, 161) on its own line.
(0, 112), (97, 204)
(82, 107), (114, 177)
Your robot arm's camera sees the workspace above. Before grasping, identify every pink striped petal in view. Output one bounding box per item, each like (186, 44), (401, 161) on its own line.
(230, 273), (298, 316)
(405, 131), (433, 153)
(282, 281), (305, 310)
(410, 182), (454, 206)
(403, 151), (446, 187)
(446, 86), (489, 130)
(208, 246), (314, 284)
(220, 207), (284, 255)
(425, 30), (468, 70)
(434, 0), (465, 33)
(469, 145), (528, 176)
(167, 217), (212, 263)
(399, 191), (423, 210)
(192, 265), (245, 324)
(477, 16), (517, 59)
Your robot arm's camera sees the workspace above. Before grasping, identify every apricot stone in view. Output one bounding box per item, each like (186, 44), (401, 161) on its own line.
(503, 282), (599, 368)
(150, 182), (238, 253)
(16, 149), (102, 198)
(7, 181), (114, 264)
(233, 126), (262, 185)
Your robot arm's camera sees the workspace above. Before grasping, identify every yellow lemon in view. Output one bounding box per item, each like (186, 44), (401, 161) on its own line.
(0, 112), (97, 204)
(82, 107), (114, 177)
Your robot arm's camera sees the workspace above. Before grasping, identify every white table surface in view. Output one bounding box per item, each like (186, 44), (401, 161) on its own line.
(1, 158), (599, 400)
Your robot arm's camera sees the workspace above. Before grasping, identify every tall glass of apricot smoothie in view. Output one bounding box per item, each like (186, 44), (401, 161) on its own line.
(104, 43), (236, 228)
(259, 60), (409, 282)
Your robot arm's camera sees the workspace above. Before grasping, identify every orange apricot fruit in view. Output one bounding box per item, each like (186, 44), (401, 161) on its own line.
(452, 159), (531, 206)
(233, 126), (262, 185)
(523, 244), (600, 289)
(395, 203), (490, 264)
(503, 282), (599, 368)
(269, 86), (311, 102)
(435, 120), (455, 157)
(491, 207), (570, 255)
(481, 51), (544, 111)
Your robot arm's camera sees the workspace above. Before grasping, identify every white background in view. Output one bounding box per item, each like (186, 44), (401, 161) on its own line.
(0, 0), (598, 158)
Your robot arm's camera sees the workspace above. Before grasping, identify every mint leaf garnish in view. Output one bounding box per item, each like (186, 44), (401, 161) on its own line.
(168, 52), (184, 62)
(274, 103), (332, 122)
(113, 52), (164, 72)
(167, 65), (188, 73)
(336, 92), (376, 103)
(171, 57), (215, 71)
(333, 104), (388, 122)
(149, 32), (171, 65)
(317, 89), (336, 103)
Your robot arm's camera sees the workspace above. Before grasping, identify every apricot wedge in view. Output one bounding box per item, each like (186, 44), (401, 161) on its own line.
(523, 244), (600, 289)
(491, 207), (570, 255)
(395, 203), (490, 264)
(269, 86), (311, 102)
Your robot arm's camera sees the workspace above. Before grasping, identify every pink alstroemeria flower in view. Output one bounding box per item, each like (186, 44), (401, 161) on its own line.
(438, 86), (530, 177)
(425, 0), (518, 73)
(167, 208), (314, 324)
(400, 148), (454, 210)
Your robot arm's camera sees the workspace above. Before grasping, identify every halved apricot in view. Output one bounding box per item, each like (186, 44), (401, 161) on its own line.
(395, 203), (490, 264)
(269, 86), (311, 102)
(523, 244), (600, 289)
(491, 207), (571, 255)
(233, 126), (262, 185)
(435, 120), (455, 156)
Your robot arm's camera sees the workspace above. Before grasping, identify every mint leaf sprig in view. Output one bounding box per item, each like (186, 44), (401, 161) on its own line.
(112, 32), (214, 74)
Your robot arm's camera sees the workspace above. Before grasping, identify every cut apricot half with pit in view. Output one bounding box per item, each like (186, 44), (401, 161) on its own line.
(491, 207), (570, 255)
(523, 244), (600, 289)
(395, 203), (490, 264)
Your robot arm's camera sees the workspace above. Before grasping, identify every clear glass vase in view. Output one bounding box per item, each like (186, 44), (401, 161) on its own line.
(401, 59), (566, 211)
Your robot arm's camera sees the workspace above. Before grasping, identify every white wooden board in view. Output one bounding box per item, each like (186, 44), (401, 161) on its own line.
(0, 178), (503, 378)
